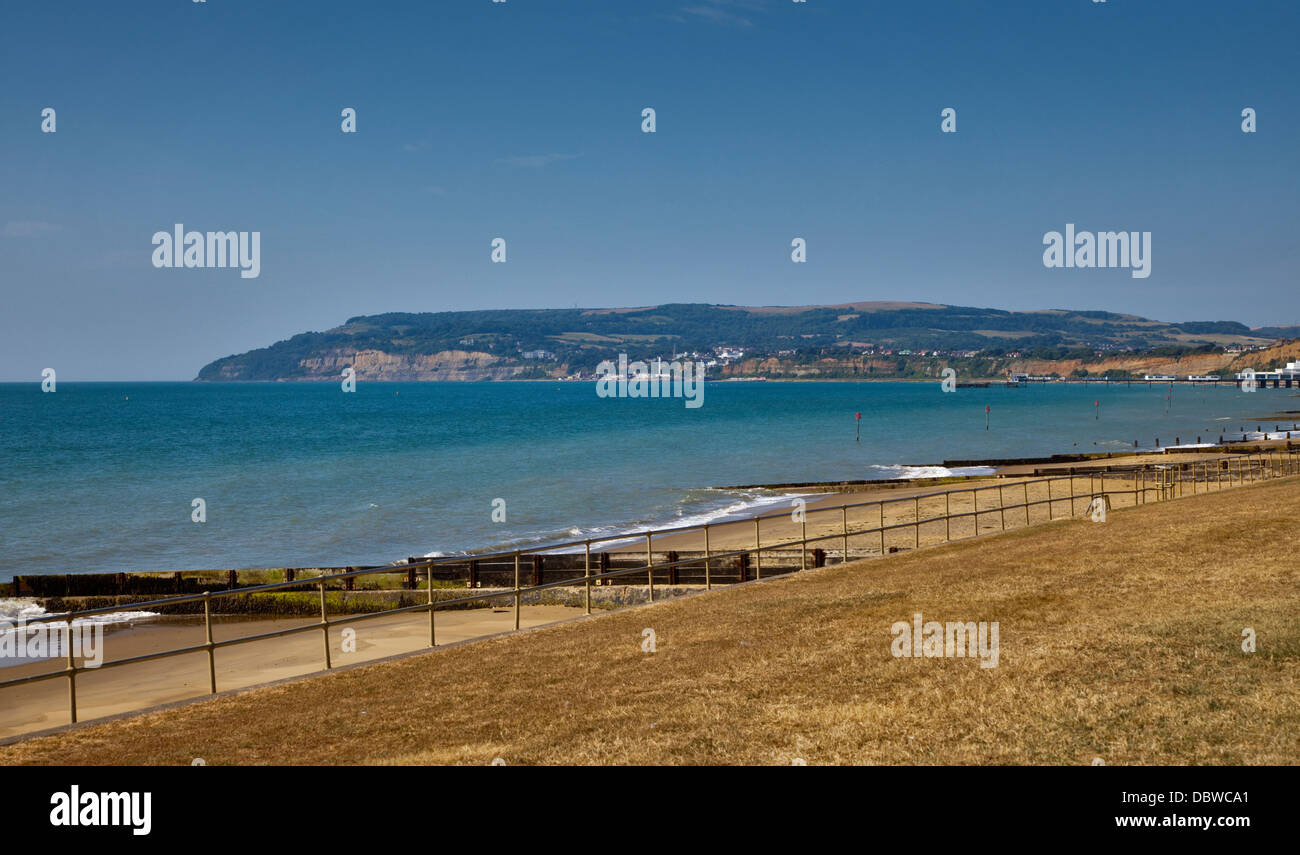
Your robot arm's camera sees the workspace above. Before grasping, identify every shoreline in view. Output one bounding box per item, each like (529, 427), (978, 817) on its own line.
(4, 447), (1296, 742)
(16, 375), (1292, 385)
(5, 440), (1297, 593)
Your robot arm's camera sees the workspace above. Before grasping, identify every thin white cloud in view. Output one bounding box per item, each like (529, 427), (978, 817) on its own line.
(679, 0), (765, 28)
(2, 220), (61, 238)
(498, 153), (579, 168)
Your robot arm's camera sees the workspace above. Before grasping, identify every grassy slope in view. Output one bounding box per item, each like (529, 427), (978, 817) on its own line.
(3, 477), (1298, 765)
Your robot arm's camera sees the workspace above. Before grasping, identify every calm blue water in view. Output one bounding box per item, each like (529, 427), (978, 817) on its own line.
(1, 380), (1295, 578)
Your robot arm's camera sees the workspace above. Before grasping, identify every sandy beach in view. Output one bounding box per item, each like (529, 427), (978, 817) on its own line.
(0, 604), (579, 740)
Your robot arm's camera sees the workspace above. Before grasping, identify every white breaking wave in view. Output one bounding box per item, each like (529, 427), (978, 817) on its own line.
(870, 464), (997, 480)
(418, 491), (821, 559)
(0, 599), (160, 666)
(539, 491), (822, 554)
(0, 598), (159, 627)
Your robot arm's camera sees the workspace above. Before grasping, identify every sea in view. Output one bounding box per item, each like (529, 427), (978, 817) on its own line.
(1, 380), (1296, 580)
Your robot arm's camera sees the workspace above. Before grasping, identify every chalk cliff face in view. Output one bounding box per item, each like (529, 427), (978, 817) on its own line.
(291, 349), (527, 381)
(1010, 339), (1299, 378)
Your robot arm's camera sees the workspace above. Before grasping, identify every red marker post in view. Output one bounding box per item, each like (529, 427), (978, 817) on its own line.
(855, 412), (861, 442)
(1094, 400), (1099, 421)
(985, 404), (990, 431)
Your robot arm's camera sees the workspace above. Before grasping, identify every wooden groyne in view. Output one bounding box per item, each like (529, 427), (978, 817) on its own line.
(8, 446), (1297, 604)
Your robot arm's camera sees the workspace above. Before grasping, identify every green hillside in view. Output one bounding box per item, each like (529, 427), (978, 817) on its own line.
(195, 302), (1277, 381)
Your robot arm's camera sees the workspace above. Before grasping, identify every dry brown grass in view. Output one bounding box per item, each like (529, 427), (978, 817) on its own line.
(2, 476), (1297, 766)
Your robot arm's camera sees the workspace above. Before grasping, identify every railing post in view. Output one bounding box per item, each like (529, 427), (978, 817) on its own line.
(753, 519), (761, 580)
(998, 485), (1006, 531)
(514, 552), (521, 630)
(646, 533), (655, 600)
(914, 497), (920, 549)
(66, 613), (77, 724)
(879, 502), (885, 556)
(584, 540), (592, 615)
(434, 566), (444, 647)
(319, 580), (331, 670)
(204, 591), (216, 694)
(945, 490), (951, 539)
(1047, 478), (1053, 520)
(841, 506), (849, 563)
(1069, 475), (1076, 516)
(801, 515), (808, 571)
(878, 501), (889, 556)
(704, 525), (712, 590)
(1023, 482), (1029, 525)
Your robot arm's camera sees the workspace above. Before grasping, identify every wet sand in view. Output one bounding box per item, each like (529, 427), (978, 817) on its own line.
(648, 447), (1266, 556)
(647, 475), (1044, 555)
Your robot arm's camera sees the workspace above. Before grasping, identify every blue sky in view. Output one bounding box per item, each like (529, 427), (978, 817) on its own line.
(1, 0), (1297, 380)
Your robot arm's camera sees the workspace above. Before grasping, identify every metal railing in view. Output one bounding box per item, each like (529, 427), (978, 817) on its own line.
(2, 449), (1296, 727)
